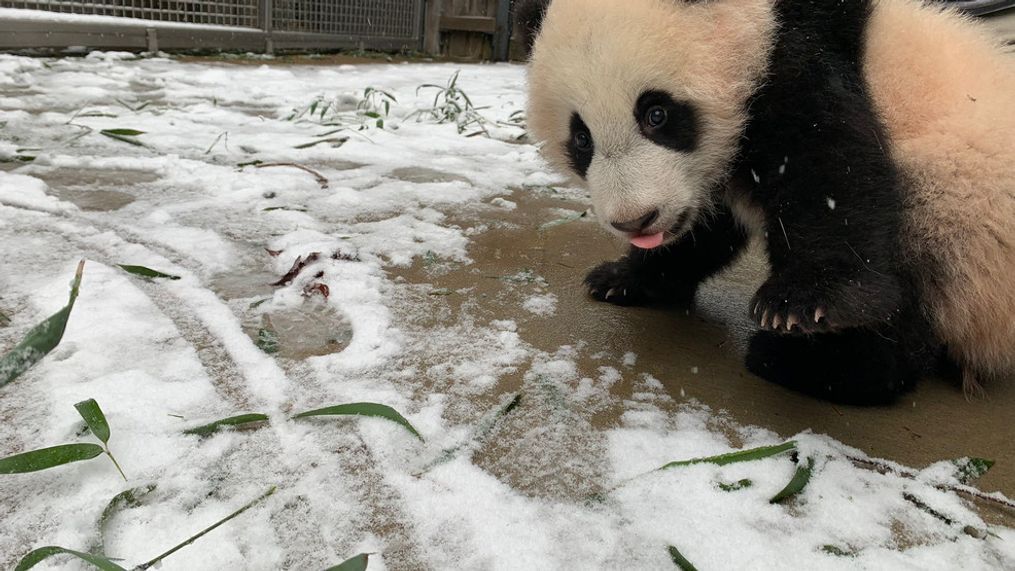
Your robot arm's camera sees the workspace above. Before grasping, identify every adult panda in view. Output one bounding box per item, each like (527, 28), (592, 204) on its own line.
(516, 0), (1015, 405)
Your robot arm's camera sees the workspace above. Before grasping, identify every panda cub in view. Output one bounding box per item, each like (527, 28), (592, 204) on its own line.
(516, 0), (1015, 405)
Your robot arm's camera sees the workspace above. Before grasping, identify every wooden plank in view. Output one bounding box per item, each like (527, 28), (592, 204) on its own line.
(423, 0), (443, 55)
(440, 15), (496, 34)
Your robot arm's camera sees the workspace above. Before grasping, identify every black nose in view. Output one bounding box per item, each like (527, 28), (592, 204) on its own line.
(611, 210), (659, 233)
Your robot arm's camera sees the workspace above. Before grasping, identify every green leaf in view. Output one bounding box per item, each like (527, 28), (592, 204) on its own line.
(102, 129), (145, 136)
(256, 329), (280, 354)
(95, 484), (157, 552)
(0, 309), (10, 327)
(324, 553), (370, 571)
(183, 413), (270, 437)
(667, 545), (698, 571)
(134, 487), (276, 570)
(953, 457), (995, 484)
(822, 545), (855, 557)
(15, 546), (126, 571)
(117, 265), (181, 280)
(0, 443), (104, 474)
(658, 441), (797, 471)
(417, 393), (521, 474)
(99, 130), (145, 146)
(74, 399), (111, 444)
(718, 478), (753, 492)
(770, 457), (815, 504)
(293, 403), (423, 441)
(0, 260), (85, 387)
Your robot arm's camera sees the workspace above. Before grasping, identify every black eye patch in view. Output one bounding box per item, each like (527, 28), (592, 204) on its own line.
(635, 90), (699, 153)
(565, 112), (594, 179)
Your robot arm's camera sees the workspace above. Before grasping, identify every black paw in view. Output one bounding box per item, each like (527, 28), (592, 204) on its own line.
(584, 259), (653, 306)
(584, 259), (695, 307)
(750, 271), (901, 334)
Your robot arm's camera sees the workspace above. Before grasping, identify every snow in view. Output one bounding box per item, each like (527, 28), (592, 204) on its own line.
(0, 53), (1012, 570)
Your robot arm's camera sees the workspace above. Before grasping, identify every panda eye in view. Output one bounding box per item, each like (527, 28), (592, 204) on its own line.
(645, 106), (667, 129)
(573, 130), (592, 152)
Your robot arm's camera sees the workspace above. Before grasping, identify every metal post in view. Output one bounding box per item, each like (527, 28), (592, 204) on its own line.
(493, 0), (511, 62)
(260, 0), (274, 54)
(145, 28), (158, 53)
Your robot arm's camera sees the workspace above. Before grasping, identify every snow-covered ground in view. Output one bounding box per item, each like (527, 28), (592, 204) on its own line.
(0, 53), (1012, 570)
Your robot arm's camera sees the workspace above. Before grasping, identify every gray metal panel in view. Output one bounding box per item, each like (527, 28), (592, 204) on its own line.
(0, 0), (423, 51)
(0, 0), (261, 28)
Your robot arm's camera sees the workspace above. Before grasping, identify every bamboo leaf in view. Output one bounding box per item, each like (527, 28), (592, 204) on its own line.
(953, 458), (994, 484)
(324, 553), (370, 571)
(74, 399), (111, 444)
(658, 441), (797, 471)
(717, 478), (753, 492)
(0, 443), (104, 474)
(667, 545), (698, 571)
(183, 413), (270, 437)
(15, 546), (125, 571)
(256, 329), (280, 354)
(95, 484), (157, 552)
(0, 260), (85, 387)
(417, 393), (521, 474)
(101, 129), (145, 136)
(770, 457), (815, 504)
(117, 265), (181, 280)
(135, 487), (277, 570)
(99, 130), (145, 146)
(293, 403), (423, 441)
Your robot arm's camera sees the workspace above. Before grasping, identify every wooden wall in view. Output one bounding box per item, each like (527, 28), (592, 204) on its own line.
(424, 0), (516, 60)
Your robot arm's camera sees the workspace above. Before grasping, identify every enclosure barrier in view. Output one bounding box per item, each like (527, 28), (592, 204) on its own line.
(0, 0), (426, 54)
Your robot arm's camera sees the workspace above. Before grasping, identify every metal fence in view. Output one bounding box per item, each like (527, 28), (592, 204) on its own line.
(0, 0), (425, 52)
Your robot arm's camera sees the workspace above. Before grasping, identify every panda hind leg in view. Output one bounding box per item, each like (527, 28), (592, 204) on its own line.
(745, 325), (932, 406)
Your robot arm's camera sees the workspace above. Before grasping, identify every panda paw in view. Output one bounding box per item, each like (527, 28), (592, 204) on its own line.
(585, 260), (654, 306)
(584, 259), (694, 307)
(750, 273), (900, 334)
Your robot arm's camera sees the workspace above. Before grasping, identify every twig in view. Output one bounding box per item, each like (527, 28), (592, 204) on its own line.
(255, 162), (329, 189)
(847, 455), (1015, 512)
(133, 486), (276, 570)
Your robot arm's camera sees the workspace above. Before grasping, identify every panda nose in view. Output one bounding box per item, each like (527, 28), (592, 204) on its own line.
(611, 210), (660, 233)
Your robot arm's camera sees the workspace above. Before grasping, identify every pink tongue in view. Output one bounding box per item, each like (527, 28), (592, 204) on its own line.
(630, 232), (665, 249)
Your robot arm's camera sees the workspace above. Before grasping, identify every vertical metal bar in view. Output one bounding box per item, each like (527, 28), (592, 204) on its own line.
(493, 0), (511, 62)
(260, 0), (273, 54)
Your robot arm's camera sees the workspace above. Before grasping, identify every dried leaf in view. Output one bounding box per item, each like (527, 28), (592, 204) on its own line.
(272, 253), (321, 286)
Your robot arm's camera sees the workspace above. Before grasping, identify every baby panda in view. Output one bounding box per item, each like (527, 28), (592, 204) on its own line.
(516, 0), (1015, 405)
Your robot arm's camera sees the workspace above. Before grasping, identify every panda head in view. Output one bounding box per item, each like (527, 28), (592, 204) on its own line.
(519, 0), (776, 247)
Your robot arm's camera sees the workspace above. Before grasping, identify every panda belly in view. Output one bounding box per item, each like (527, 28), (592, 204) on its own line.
(864, 0), (1015, 381)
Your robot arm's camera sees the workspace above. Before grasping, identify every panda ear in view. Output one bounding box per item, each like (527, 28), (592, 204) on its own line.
(514, 0), (552, 59)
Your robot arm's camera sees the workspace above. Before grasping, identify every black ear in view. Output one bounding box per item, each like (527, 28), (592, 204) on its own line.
(514, 0), (552, 58)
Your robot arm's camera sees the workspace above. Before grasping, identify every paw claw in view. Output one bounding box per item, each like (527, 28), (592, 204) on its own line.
(786, 313), (800, 332)
(814, 306), (827, 323)
(605, 288), (618, 300)
(772, 314), (783, 330)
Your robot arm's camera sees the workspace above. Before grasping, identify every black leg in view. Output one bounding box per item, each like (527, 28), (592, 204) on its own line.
(740, 0), (907, 335)
(585, 204), (749, 307)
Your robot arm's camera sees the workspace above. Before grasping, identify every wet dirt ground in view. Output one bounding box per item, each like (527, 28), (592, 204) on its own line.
(394, 186), (1015, 505)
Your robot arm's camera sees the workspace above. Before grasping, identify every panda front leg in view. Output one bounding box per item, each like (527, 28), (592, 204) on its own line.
(746, 159), (906, 334)
(585, 204), (749, 307)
